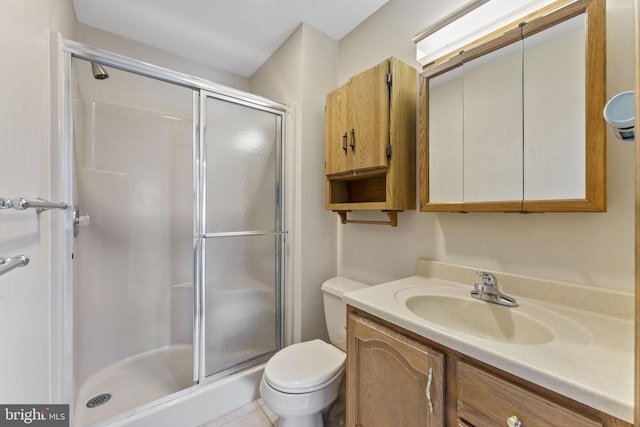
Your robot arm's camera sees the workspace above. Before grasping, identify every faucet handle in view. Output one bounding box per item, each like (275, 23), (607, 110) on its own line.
(476, 271), (498, 287)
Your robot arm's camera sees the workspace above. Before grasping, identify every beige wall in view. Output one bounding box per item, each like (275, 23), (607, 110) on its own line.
(336, 0), (636, 293)
(0, 0), (77, 403)
(251, 24), (339, 342)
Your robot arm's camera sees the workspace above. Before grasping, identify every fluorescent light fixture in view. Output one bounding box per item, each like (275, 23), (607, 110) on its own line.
(415, 0), (568, 66)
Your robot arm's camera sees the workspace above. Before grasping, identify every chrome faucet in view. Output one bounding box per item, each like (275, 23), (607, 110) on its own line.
(471, 271), (518, 307)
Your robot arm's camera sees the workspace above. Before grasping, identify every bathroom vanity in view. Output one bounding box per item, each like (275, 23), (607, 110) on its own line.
(343, 260), (634, 426)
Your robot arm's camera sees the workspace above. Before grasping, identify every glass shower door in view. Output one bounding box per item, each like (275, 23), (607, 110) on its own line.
(197, 92), (285, 379)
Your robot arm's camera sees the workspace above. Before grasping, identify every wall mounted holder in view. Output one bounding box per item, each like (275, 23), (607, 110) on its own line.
(0, 197), (68, 213)
(0, 197), (66, 278)
(603, 90), (635, 141)
(336, 210), (398, 227)
(0, 255), (29, 277)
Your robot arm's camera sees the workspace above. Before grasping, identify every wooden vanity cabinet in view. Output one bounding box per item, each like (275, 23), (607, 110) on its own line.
(325, 57), (416, 220)
(346, 312), (445, 426)
(346, 308), (632, 427)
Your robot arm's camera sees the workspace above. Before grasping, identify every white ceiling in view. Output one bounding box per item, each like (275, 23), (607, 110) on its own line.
(72, 0), (389, 78)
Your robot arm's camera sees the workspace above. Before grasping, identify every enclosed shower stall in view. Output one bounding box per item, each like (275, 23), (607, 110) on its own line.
(61, 40), (287, 426)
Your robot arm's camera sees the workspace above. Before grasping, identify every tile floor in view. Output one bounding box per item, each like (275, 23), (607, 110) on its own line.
(201, 382), (346, 427)
(200, 399), (278, 427)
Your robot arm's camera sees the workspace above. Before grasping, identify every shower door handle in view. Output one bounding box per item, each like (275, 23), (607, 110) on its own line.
(73, 205), (91, 238)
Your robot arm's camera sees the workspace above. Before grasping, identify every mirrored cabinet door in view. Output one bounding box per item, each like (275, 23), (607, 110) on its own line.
(420, 0), (605, 213)
(523, 14), (586, 202)
(463, 41), (523, 203)
(428, 68), (463, 203)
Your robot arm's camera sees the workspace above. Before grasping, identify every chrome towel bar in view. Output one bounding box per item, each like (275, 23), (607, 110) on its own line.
(0, 197), (68, 213)
(0, 197), (65, 277)
(0, 255), (29, 277)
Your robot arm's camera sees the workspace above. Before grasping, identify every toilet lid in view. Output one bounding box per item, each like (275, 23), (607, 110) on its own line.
(265, 339), (345, 393)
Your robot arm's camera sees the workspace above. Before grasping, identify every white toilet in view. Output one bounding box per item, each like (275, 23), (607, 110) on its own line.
(260, 277), (368, 427)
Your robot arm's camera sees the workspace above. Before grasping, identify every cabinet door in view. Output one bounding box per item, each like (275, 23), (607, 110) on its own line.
(326, 86), (350, 175)
(523, 15), (586, 202)
(428, 67), (464, 203)
(462, 41), (523, 203)
(347, 313), (444, 427)
(347, 60), (390, 172)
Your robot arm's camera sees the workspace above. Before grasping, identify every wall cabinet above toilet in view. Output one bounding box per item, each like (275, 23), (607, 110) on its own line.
(325, 57), (417, 225)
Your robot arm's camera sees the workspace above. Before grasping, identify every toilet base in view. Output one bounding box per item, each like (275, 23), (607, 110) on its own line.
(278, 413), (323, 427)
(260, 371), (343, 427)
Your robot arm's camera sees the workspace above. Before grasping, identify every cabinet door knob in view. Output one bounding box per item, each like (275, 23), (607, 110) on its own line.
(507, 415), (522, 427)
(342, 133), (348, 153)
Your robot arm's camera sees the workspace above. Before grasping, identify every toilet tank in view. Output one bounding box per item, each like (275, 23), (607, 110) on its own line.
(321, 277), (369, 352)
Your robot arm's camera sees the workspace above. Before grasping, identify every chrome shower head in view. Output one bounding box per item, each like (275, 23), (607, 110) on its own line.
(91, 62), (109, 80)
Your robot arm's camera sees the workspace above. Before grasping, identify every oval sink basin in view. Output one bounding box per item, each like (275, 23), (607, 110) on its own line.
(404, 294), (554, 345)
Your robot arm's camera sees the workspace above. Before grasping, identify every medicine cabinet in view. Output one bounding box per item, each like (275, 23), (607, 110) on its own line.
(419, 0), (606, 212)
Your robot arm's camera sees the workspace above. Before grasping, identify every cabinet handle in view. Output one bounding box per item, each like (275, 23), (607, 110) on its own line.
(350, 129), (356, 151)
(426, 367), (434, 414)
(507, 416), (522, 427)
(342, 133), (348, 153)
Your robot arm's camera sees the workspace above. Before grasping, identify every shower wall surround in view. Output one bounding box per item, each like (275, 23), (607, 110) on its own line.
(74, 99), (193, 386)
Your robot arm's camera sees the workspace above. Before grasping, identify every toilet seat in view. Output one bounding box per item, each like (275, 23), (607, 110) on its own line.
(264, 339), (346, 394)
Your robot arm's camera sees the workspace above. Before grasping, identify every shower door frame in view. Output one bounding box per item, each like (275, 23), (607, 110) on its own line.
(55, 35), (289, 418)
(195, 90), (287, 383)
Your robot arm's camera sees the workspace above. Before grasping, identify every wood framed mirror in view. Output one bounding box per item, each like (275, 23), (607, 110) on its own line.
(419, 0), (606, 213)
